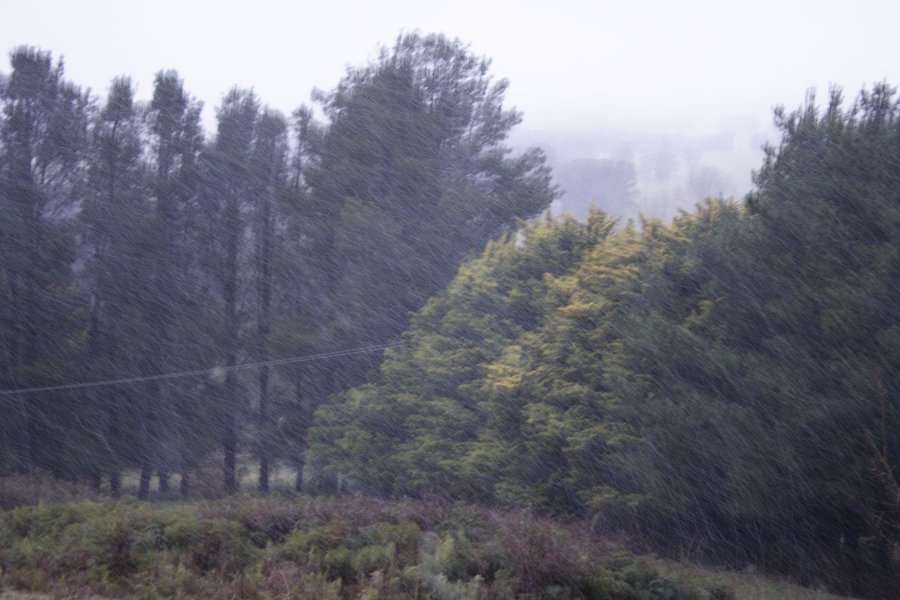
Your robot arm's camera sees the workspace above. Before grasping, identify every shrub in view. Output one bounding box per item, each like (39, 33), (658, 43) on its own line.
(0, 495), (719, 599)
(235, 497), (307, 545)
(165, 519), (254, 576)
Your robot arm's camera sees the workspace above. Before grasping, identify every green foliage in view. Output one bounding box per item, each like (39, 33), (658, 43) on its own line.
(313, 86), (900, 598)
(0, 496), (708, 599)
(0, 46), (88, 476)
(311, 215), (612, 500)
(166, 518), (255, 575)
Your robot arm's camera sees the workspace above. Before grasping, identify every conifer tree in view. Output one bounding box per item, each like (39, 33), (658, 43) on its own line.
(81, 77), (147, 495)
(203, 88), (259, 494)
(250, 109), (288, 493)
(144, 70), (206, 495)
(0, 47), (87, 474)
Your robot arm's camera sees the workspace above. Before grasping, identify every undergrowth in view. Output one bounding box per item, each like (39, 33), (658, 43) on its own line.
(0, 494), (723, 599)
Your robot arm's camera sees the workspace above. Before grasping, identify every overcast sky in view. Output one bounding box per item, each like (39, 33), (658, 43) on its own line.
(2, 0), (898, 137)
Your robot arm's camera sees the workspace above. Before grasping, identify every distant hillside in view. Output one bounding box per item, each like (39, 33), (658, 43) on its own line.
(509, 121), (773, 220)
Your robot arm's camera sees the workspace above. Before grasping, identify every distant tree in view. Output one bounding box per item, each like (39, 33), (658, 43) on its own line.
(555, 158), (638, 219)
(686, 164), (727, 200)
(647, 140), (678, 183)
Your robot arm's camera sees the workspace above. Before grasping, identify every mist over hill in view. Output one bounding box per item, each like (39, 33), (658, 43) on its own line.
(510, 117), (776, 221)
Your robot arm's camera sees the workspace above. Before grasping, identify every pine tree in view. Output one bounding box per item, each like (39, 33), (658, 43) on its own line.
(204, 88), (259, 494)
(250, 109), (288, 493)
(144, 70), (207, 495)
(81, 77), (147, 495)
(0, 47), (87, 474)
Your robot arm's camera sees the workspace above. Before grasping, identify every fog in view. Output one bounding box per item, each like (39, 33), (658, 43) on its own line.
(3, 0), (896, 217)
(3, 1), (896, 131)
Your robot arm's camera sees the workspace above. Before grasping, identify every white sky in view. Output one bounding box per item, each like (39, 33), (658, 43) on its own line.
(1, 0), (898, 136)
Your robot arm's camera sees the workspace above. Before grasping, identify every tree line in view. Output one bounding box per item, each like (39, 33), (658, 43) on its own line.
(310, 86), (900, 598)
(0, 34), (555, 496)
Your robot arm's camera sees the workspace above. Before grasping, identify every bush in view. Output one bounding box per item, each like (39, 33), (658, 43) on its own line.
(165, 519), (254, 576)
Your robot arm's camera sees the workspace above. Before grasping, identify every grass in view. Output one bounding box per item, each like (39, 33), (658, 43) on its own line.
(0, 458), (301, 507)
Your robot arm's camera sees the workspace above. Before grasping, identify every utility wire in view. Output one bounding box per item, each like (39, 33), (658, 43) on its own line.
(0, 342), (402, 397)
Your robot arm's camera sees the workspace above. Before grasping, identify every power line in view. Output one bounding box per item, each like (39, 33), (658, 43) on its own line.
(0, 342), (402, 397)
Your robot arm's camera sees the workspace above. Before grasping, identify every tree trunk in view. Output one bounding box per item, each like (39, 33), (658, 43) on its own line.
(223, 402), (238, 494)
(222, 192), (240, 495)
(138, 465), (152, 499)
(258, 339), (271, 494)
(257, 293), (270, 494)
(158, 468), (170, 494)
(258, 365), (270, 494)
(23, 281), (40, 473)
(255, 121), (277, 495)
(293, 378), (306, 493)
(25, 402), (39, 473)
(110, 471), (121, 498)
(223, 364), (238, 495)
(180, 471), (190, 498)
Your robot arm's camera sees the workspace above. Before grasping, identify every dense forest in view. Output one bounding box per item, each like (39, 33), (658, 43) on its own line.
(1, 34), (898, 598)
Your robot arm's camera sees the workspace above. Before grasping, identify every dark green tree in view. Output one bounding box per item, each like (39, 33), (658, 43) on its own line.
(250, 109), (288, 493)
(144, 70), (208, 496)
(81, 77), (148, 496)
(203, 88), (259, 494)
(267, 105), (321, 492)
(299, 34), (555, 487)
(0, 47), (88, 474)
